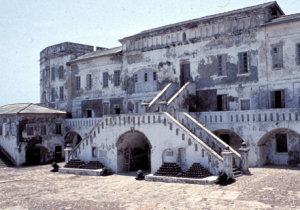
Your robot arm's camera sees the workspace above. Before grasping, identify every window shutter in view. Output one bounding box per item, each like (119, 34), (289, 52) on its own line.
(297, 44), (300, 65)
(222, 54), (227, 76)
(281, 90), (285, 108)
(238, 53), (242, 74)
(278, 46), (283, 68)
(270, 91), (275, 108)
(247, 51), (251, 73)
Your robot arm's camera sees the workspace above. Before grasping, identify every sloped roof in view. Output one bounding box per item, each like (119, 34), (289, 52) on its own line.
(262, 13), (300, 27)
(0, 103), (67, 115)
(120, 1), (283, 41)
(68, 46), (122, 64)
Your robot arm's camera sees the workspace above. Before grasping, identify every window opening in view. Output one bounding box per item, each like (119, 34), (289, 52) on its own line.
(27, 126), (34, 136)
(87, 110), (92, 118)
(217, 95), (227, 111)
(144, 73), (147, 82)
(51, 67), (55, 81)
(276, 133), (287, 152)
(153, 72), (157, 81)
(58, 66), (63, 79)
(87, 74), (92, 90)
(241, 99), (250, 110)
(76, 76), (81, 91)
(51, 88), (55, 101)
(134, 74), (138, 82)
(182, 32), (186, 41)
(238, 52), (248, 73)
(59, 86), (64, 100)
(56, 124), (62, 134)
(271, 90), (285, 109)
(41, 125), (46, 135)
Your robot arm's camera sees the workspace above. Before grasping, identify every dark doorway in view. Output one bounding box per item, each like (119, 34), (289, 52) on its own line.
(87, 110), (92, 118)
(217, 95), (227, 111)
(115, 107), (120, 114)
(220, 134), (230, 145)
(271, 90), (285, 109)
(26, 148), (40, 165)
(55, 146), (62, 162)
(180, 63), (190, 87)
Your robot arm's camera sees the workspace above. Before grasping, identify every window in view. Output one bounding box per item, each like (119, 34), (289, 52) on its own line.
(58, 66), (64, 79)
(238, 52), (249, 74)
(270, 90), (285, 109)
(41, 125), (46, 135)
(51, 88), (55, 101)
(103, 103), (109, 115)
(0, 125), (2, 135)
(76, 77), (81, 91)
(182, 32), (186, 41)
(153, 72), (157, 80)
(134, 74), (138, 82)
(272, 46), (283, 68)
(217, 54), (227, 76)
(103, 72), (108, 88)
(59, 86), (64, 100)
(114, 70), (120, 86)
(56, 124), (62, 134)
(144, 73), (148, 82)
(51, 67), (55, 81)
(241, 99), (250, 110)
(27, 126), (34, 136)
(297, 44), (300, 65)
(87, 110), (92, 118)
(92, 147), (97, 157)
(276, 133), (287, 152)
(87, 74), (92, 90)
(217, 95), (227, 111)
(195, 144), (198, 151)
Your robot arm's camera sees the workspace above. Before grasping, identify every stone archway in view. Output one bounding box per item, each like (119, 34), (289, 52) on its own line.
(116, 130), (152, 173)
(212, 129), (244, 152)
(65, 132), (82, 149)
(257, 128), (300, 166)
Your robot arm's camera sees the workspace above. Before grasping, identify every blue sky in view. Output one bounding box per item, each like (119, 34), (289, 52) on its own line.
(0, 0), (298, 107)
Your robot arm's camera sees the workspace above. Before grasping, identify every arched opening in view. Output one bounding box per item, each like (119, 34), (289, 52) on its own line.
(212, 129), (244, 152)
(257, 128), (300, 166)
(116, 130), (151, 173)
(65, 132), (82, 149)
(41, 91), (46, 104)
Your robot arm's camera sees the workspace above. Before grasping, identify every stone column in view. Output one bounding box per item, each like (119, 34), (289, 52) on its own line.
(221, 147), (234, 179)
(141, 102), (149, 114)
(64, 144), (72, 164)
(239, 142), (251, 175)
(159, 100), (168, 112)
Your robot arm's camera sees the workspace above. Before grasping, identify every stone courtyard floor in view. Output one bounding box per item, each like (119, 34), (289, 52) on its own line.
(1, 163), (300, 209)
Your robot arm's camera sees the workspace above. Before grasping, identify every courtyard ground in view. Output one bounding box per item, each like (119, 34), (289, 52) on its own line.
(0, 163), (300, 209)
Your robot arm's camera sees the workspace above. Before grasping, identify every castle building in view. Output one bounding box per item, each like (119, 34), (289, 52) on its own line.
(1, 2), (300, 175)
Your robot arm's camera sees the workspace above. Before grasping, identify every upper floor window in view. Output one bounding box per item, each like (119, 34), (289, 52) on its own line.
(217, 54), (227, 76)
(103, 72), (109, 88)
(59, 86), (64, 100)
(87, 74), (92, 90)
(41, 124), (46, 135)
(270, 90), (285, 109)
(272, 46), (283, 68)
(76, 76), (81, 91)
(182, 32), (186, 41)
(56, 123), (62, 134)
(0, 124), (3, 136)
(153, 72), (157, 81)
(241, 99), (250, 110)
(134, 74), (138, 82)
(144, 73), (148, 82)
(238, 52), (249, 74)
(114, 70), (121, 86)
(51, 67), (55, 81)
(27, 125), (34, 136)
(51, 88), (55, 101)
(297, 44), (300, 65)
(58, 66), (64, 79)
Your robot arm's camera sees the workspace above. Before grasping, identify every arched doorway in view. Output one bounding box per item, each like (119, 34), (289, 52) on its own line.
(212, 129), (244, 152)
(257, 128), (300, 166)
(116, 130), (152, 173)
(65, 132), (82, 149)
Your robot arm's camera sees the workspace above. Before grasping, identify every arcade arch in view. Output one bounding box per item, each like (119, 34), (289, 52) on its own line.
(212, 129), (244, 151)
(65, 132), (82, 149)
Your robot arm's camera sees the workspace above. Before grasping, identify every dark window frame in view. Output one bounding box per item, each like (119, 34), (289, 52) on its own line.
(56, 123), (62, 135)
(238, 52), (249, 74)
(241, 99), (250, 110)
(153, 72), (157, 81)
(27, 125), (34, 136)
(59, 86), (64, 100)
(58, 66), (64, 79)
(134, 74), (138, 82)
(51, 88), (55, 101)
(87, 74), (92, 90)
(75, 76), (81, 91)
(297, 44), (300, 65)
(51, 67), (55, 81)
(272, 45), (283, 69)
(41, 124), (46, 135)
(144, 73), (148, 82)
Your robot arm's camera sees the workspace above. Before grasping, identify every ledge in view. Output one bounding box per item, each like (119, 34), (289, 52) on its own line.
(237, 73), (251, 77)
(59, 168), (103, 176)
(145, 174), (217, 185)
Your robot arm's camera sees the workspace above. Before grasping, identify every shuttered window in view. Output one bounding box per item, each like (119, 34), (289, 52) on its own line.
(56, 124), (62, 134)
(76, 77), (81, 91)
(217, 54), (227, 76)
(153, 72), (157, 80)
(59, 86), (64, 100)
(270, 90), (285, 109)
(103, 72), (108, 88)
(51, 88), (55, 101)
(144, 73), (148, 82)
(272, 46), (283, 68)
(87, 74), (92, 90)
(114, 70), (120, 86)
(27, 126), (34, 136)
(51, 67), (55, 81)
(238, 52), (249, 74)
(58, 66), (64, 79)
(297, 44), (300, 65)
(0, 125), (2, 135)
(241, 99), (250, 110)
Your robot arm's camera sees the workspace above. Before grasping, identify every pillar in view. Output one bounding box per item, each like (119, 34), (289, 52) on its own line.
(64, 144), (72, 164)
(221, 147), (234, 179)
(239, 142), (251, 175)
